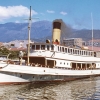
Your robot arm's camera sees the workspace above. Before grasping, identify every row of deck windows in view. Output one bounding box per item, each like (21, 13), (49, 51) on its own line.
(31, 44), (100, 57)
(60, 62), (69, 65)
(57, 62), (97, 70)
(32, 45), (54, 50)
(57, 46), (96, 57)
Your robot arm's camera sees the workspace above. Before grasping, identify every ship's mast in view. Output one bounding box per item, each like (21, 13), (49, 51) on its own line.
(27, 6), (32, 65)
(91, 13), (93, 50)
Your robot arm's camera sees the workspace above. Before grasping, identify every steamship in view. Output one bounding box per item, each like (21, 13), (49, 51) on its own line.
(0, 19), (100, 84)
(0, 7), (100, 84)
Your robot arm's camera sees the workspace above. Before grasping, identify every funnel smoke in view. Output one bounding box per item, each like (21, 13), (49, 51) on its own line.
(52, 19), (72, 44)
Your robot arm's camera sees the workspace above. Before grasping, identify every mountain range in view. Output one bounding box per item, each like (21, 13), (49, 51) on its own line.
(0, 20), (100, 42)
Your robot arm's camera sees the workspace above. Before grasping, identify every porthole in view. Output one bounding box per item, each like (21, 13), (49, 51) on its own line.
(40, 77), (42, 79)
(20, 75), (22, 77)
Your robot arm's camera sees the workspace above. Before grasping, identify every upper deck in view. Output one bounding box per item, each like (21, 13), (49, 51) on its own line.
(30, 42), (100, 58)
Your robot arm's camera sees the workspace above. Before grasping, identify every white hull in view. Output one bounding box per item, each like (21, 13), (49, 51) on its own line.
(0, 62), (100, 84)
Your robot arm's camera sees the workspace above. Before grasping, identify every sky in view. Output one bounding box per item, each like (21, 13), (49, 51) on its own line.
(0, 0), (100, 29)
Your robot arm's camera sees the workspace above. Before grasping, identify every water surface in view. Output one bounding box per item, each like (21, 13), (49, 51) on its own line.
(0, 77), (100, 100)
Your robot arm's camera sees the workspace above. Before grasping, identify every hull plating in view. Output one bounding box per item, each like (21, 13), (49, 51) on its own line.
(0, 71), (96, 85)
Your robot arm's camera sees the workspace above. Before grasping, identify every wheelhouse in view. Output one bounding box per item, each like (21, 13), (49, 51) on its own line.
(31, 43), (55, 51)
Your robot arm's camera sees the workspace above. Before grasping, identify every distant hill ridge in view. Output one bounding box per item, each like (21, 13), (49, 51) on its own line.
(0, 20), (100, 42)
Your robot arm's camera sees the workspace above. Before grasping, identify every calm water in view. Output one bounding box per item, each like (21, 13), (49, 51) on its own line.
(0, 77), (100, 100)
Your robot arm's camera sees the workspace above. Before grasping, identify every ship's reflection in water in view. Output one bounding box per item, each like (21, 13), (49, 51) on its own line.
(0, 77), (100, 100)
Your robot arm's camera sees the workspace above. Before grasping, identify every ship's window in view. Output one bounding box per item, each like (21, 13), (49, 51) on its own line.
(41, 45), (45, 50)
(76, 50), (78, 54)
(65, 48), (67, 53)
(81, 51), (84, 55)
(84, 51), (85, 55)
(87, 64), (90, 68)
(78, 50), (79, 55)
(58, 46), (59, 51)
(20, 75), (22, 77)
(91, 52), (92, 56)
(47, 45), (49, 50)
(68, 48), (70, 53)
(90, 52), (92, 56)
(70, 49), (72, 54)
(94, 52), (96, 57)
(92, 63), (96, 68)
(73, 49), (74, 54)
(86, 51), (87, 55)
(72, 63), (76, 69)
(64, 62), (65, 65)
(62, 47), (64, 52)
(75, 50), (77, 54)
(60, 62), (62, 64)
(80, 51), (81, 55)
(32, 45), (35, 50)
(60, 47), (62, 52)
(88, 52), (90, 56)
(77, 63), (81, 69)
(51, 45), (54, 50)
(88, 52), (90, 55)
(47, 60), (56, 68)
(86, 51), (88, 55)
(36, 45), (40, 50)
(40, 77), (42, 79)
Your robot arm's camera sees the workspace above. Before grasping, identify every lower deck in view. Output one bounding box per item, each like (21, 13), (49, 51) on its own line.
(22, 56), (99, 70)
(1, 60), (100, 84)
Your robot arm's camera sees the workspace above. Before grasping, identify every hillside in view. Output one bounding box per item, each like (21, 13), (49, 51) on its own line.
(0, 21), (52, 42)
(69, 29), (100, 41)
(0, 20), (100, 42)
